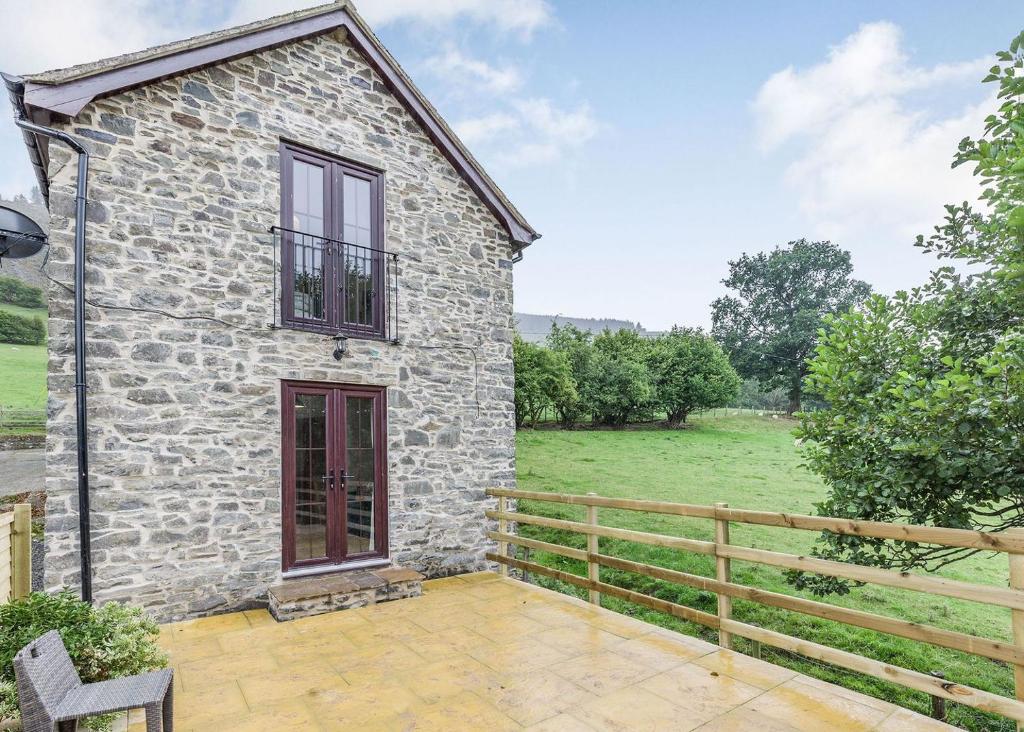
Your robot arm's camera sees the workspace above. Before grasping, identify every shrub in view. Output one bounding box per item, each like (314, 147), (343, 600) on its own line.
(0, 310), (45, 345)
(546, 323), (593, 428)
(649, 328), (741, 425)
(513, 335), (577, 428)
(0, 592), (168, 730)
(0, 277), (45, 309)
(585, 329), (655, 425)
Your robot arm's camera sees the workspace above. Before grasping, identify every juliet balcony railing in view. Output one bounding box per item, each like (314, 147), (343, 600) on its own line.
(271, 226), (399, 343)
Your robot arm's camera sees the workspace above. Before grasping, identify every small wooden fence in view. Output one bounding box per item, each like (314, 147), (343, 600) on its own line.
(0, 505), (31, 603)
(485, 488), (1024, 727)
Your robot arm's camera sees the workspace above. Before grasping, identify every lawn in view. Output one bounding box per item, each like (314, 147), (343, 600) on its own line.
(516, 415), (1014, 731)
(0, 342), (46, 435)
(0, 303), (47, 435)
(0, 303), (47, 327)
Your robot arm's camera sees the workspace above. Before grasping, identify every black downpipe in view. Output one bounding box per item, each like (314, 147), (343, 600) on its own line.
(4, 76), (93, 603)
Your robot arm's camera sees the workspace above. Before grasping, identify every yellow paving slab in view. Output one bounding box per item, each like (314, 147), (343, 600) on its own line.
(638, 661), (763, 725)
(741, 678), (893, 731)
(571, 684), (700, 732)
(694, 648), (799, 690)
(158, 571), (955, 731)
(476, 669), (599, 726)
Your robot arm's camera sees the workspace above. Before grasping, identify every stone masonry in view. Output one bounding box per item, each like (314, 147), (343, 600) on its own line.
(41, 28), (516, 621)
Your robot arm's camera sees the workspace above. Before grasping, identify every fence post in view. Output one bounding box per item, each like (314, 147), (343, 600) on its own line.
(587, 492), (600, 606)
(497, 495), (508, 577)
(12, 504), (31, 600)
(715, 502), (732, 650)
(1008, 530), (1024, 730)
(929, 671), (947, 722)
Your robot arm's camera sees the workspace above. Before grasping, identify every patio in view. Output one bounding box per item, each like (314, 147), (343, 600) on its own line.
(140, 571), (952, 731)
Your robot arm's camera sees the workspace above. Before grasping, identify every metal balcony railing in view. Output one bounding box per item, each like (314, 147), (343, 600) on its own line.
(271, 226), (398, 343)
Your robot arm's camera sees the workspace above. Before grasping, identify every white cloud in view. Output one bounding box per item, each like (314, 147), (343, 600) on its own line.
(455, 113), (520, 145)
(226, 0), (552, 35)
(753, 21), (993, 245)
(455, 99), (597, 168)
(359, 0), (552, 35)
(1, 1), (210, 76)
(423, 48), (522, 95)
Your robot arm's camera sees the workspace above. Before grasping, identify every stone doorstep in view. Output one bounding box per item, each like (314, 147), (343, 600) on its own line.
(267, 565), (424, 621)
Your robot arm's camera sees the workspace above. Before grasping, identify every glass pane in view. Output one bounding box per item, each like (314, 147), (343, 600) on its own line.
(340, 174), (375, 329)
(290, 160), (327, 322)
(293, 393), (328, 562)
(342, 176), (371, 246)
(345, 396), (376, 555)
(292, 160), (324, 236)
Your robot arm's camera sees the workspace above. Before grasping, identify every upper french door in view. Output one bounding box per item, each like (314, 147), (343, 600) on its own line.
(281, 381), (387, 572)
(279, 142), (386, 337)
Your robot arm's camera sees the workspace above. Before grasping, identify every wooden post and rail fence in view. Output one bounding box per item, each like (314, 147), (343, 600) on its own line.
(485, 487), (1024, 728)
(0, 504), (31, 603)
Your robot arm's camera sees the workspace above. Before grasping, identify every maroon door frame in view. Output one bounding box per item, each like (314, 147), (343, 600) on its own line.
(281, 380), (389, 572)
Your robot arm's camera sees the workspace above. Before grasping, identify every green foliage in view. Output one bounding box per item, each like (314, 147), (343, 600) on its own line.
(711, 240), (870, 414)
(0, 591), (168, 729)
(546, 323), (594, 428)
(0, 309), (45, 345)
(584, 329), (655, 426)
(513, 335), (576, 428)
(732, 377), (789, 412)
(649, 327), (741, 424)
(0, 277), (44, 309)
(795, 32), (1024, 589)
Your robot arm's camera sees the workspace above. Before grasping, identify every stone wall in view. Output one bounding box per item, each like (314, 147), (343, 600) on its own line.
(42, 28), (516, 621)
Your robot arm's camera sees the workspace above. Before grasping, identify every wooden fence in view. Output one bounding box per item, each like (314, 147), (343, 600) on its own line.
(0, 504), (31, 603)
(485, 488), (1024, 727)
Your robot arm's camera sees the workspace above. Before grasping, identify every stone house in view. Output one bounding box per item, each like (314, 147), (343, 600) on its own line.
(5, 1), (538, 621)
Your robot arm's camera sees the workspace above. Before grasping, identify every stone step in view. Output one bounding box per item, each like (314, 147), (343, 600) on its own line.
(268, 566), (423, 621)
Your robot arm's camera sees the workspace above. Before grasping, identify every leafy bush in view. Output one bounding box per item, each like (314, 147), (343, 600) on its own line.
(0, 277), (44, 309)
(513, 335), (577, 428)
(0, 310), (45, 345)
(649, 328), (741, 425)
(0, 592), (168, 729)
(546, 323), (593, 428)
(794, 31), (1024, 590)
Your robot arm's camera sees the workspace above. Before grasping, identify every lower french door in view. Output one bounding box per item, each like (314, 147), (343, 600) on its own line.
(281, 381), (387, 572)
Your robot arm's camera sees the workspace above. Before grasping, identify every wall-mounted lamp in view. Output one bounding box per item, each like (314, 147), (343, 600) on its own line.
(332, 334), (349, 360)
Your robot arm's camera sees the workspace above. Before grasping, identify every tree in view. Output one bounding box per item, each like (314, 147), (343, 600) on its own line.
(513, 335), (577, 429)
(711, 240), (871, 414)
(584, 329), (655, 426)
(793, 33), (1024, 593)
(650, 328), (740, 425)
(546, 323), (593, 428)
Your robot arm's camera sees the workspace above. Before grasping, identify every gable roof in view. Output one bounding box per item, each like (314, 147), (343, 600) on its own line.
(3, 1), (539, 249)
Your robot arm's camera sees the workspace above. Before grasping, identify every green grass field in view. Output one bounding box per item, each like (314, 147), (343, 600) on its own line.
(0, 303), (47, 435)
(516, 415), (1013, 730)
(0, 302), (47, 326)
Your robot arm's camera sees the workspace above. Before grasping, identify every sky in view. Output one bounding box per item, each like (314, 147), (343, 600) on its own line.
(1, 0), (1022, 330)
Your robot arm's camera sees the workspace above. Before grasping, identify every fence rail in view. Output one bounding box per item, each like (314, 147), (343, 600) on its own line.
(485, 488), (1024, 726)
(0, 504), (31, 603)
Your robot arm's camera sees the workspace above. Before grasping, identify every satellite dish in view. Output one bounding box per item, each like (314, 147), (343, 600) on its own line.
(0, 204), (47, 260)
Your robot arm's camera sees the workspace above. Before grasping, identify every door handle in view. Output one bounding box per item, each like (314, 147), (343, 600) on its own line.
(338, 470), (355, 484)
(322, 469), (335, 490)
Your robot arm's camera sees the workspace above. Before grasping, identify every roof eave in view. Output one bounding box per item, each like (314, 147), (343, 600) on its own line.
(10, 2), (540, 247)
(3, 74), (51, 206)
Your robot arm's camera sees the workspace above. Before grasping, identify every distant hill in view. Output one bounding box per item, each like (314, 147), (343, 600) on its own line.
(515, 312), (663, 344)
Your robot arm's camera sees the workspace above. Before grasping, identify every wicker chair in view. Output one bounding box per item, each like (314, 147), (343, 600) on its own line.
(13, 631), (173, 732)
